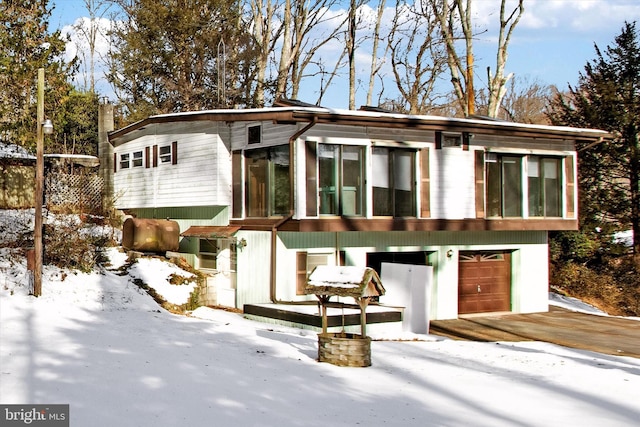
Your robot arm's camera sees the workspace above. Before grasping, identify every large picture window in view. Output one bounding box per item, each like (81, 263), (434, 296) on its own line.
(486, 155), (522, 217)
(528, 157), (561, 217)
(245, 145), (290, 217)
(486, 154), (564, 218)
(372, 147), (416, 217)
(318, 144), (364, 216)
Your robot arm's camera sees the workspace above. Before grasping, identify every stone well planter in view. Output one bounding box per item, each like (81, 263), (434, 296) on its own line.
(318, 332), (372, 367)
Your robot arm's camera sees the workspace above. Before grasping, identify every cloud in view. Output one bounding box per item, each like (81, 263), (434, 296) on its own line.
(61, 17), (113, 95)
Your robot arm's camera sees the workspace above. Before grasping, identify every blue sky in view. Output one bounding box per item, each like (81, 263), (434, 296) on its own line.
(49, 0), (640, 109)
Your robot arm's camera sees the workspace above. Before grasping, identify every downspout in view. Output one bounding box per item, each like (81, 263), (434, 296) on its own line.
(270, 118), (318, 304)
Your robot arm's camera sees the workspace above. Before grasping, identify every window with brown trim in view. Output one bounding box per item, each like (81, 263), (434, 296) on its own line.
(245, 145), (290, 217)
(485, 153), (564, 218)
(318, 144), (364, 216)
(372, 147), (416, 217)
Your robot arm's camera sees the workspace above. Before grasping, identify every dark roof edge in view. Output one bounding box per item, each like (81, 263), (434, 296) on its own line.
(108, 106), (611, 142)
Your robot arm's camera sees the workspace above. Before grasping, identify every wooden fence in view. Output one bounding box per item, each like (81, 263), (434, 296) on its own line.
(46, 172), (104, 214)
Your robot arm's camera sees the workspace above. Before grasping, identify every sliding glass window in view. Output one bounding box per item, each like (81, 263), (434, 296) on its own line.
(372, 147), (416, 217)
(528, 157), (561, 217)
(318, 144), (364, 216)
(486, 155), (523, 217)
(245, 145), (290, 217)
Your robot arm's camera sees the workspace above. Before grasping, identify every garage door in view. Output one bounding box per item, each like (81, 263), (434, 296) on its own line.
(458, 251), (511, 314)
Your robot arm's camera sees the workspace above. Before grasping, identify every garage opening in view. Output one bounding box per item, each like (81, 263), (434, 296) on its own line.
(366, 251), (430, 275)
(458, 251), (511, 314)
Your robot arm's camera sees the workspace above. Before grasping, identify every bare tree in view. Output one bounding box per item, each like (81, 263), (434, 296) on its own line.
(387, 0), (447, 114)
(365, 0), (387, 106)
(431, 0), (523, 118)
(431, 0), (474, 116)
(249, 0), (282, 105)
(347, 0), (357, 109)
(476, 76), (553, 124)
(486, 0), (524, 118)
(274, 0), (344, 100)
(75, 0), (112, 93)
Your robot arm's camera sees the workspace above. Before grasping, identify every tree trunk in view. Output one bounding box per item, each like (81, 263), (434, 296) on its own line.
(486, 0), (524, 118)
(348, 0), (356, 110)
(366, 0), (386, 106)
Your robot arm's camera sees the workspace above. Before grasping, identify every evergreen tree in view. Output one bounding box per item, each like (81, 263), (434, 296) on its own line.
(106, 0), (259, 123)
(0, 0), (76, 153)
(52, 90), (100, 156)
(548, 21), (640, 260)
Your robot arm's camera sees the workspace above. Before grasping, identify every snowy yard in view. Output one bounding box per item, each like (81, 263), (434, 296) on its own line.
(0, 215), (638, 426)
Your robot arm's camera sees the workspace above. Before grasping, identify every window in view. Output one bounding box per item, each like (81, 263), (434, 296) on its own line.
(245, 145), (290, 217)
(318, 144), (364, 216)
(248, 125), (261, 144)
(528, 157), (561, 217)
(119, 153), (130, 169)
(486, 154), (522, 217)
(199, 239), (218, 270)
(442, 133), (462, 148)
(372, 147), (416, 217)
(486, 153), (564, 218)
(132, 151), (143, 167)
(159, 145), (172, 163)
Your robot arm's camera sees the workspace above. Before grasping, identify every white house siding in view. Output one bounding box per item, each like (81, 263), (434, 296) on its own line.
(270, 230), (548, 320)
(430, 147), (476, 219)
(113, 121), (232, 209)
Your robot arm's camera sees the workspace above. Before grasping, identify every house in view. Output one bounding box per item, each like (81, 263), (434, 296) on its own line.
(106, 101), (608, 323)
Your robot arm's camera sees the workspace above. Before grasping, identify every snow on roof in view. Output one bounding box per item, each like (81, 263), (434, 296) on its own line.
(44, 153), (100, 167)
(0, 142), (35, 160)
(306, 266), (385, 298)
(111, 105), (610, 141)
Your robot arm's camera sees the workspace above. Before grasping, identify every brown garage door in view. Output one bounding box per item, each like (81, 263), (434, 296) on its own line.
(458, 251), (511, 314)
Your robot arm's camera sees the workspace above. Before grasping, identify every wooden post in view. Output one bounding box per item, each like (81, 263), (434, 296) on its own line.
(319, 295), (330, 335)
(33, 68), (45, 297)
(357, 297), (370, 338)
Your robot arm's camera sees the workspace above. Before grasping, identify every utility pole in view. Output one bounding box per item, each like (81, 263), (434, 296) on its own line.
(33, 68), (52, 296)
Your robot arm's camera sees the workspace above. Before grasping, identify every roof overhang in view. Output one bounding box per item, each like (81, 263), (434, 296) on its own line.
(108, 106), (611, 143)
(44, 154), (100, 168)
(180, 226), (241, 239)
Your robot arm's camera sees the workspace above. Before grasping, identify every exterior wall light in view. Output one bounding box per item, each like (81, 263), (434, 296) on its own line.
(42, 119), (54, 135)
(237, 238), (247, 250)
(446, 249), (454, 258)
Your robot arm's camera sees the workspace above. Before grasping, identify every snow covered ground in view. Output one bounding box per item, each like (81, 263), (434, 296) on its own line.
(0, 213), (639, 426)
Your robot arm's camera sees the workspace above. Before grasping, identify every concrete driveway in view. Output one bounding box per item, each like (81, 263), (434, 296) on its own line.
(429, 306), (640, 358)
